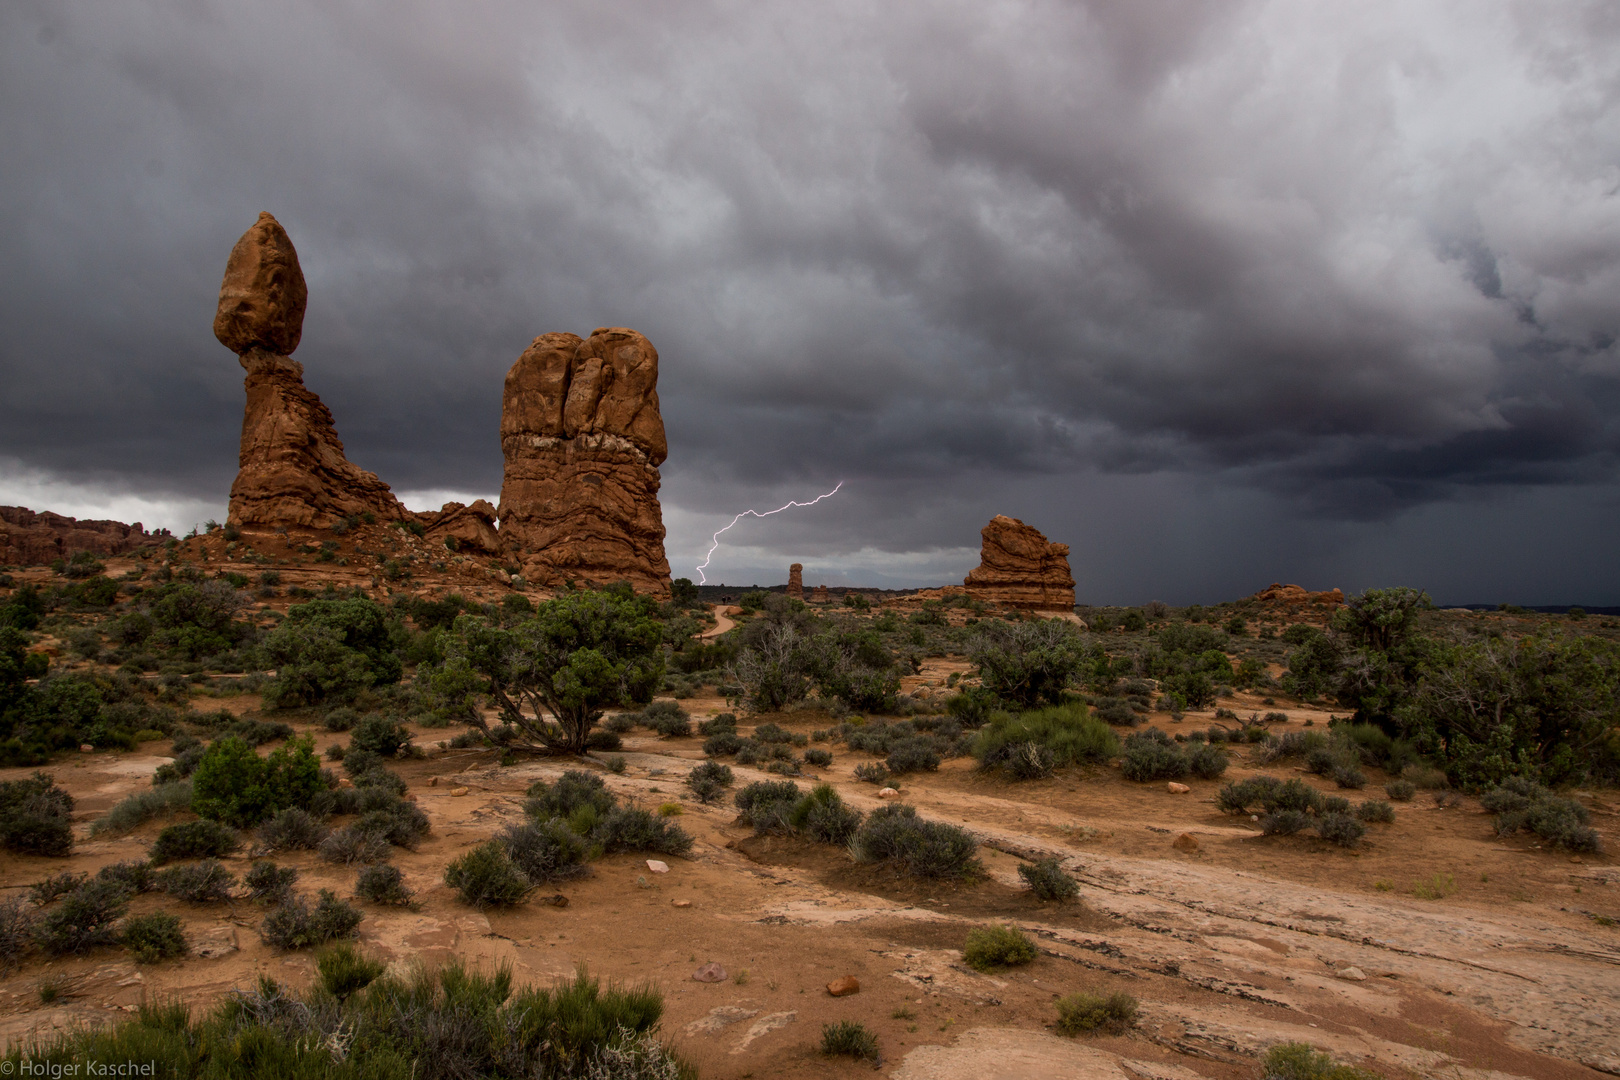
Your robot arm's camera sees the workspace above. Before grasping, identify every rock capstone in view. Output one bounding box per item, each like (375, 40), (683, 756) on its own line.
(213, 211), (309, 356)
(963, 515), (1076, 611)
(498, 328), (671, 597)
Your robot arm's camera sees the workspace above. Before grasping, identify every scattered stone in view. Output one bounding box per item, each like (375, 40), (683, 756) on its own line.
(1338, 966), (1368, 981)
(731, 1011), (797, 1054)
(428, 777), (439, 787)
(338, 777), (353, 788)
(684, 1005), (759, 1037)
(1173, 833), (1200, 852)
(79, 745), (93, 753)
(672, 899), (692, 908)
(692, 963), (727, 983)
(450, 787), (469, 797)
(962, 515), (1075, 610)
(1167, 782), (1191, 794)
(826, 976), (860, 997)
(646, 860), (669, 874)
(878, 788), (901, 799)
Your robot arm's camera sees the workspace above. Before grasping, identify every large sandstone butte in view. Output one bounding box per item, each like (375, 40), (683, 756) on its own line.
(498, 329), (671, 597)
(0, 507), (163, 566)
(214, 213), (498, 552)
(963, 515), (1076, 610)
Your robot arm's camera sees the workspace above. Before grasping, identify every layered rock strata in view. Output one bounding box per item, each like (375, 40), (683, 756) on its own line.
(963, 515), (1076, 610)
(498, 329), (671, 597)
(787, 563), (804, 599)
(420, 500), (500, 555)
(1251, 583), (1344, 613)
(217, 213), (412, 530)
(0, 507), (162, 565)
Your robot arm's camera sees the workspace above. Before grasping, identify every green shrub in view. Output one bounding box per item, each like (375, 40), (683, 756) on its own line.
(1018, 857), (1078, 902)
(703, 731), (743, 756)
(156, 860), (237, 902)
(350, 714), (412, 758)
(90, 781), (193, 837)
(886, 735), (942, 775)
(0, 896), (38, 971)
(30, 871), (88, 906)
(446, 841), (534, 907)
(316, 941), (385, 1001)
(323, 706), (359, 731)
(735, 779), (802, 820)
(258, 808), (330, 851)
(686, 761), (735, 804)
(1482, 777), (1602, 852)
(1261, 1041), (1378, 1080)
(853, 762), (889, 784)
(592, 807), (693, 856)
(644, 701), (691, 737)
(35, 879), (130, 955)
(1356, 800), (1395, 823)
(803, 747), (833, 767)
(258, 889), (363, 949)
(1261, 809), (1312, 836)
(319, 826), (391, 866)
(788, 784), (864, 844)
(500, 821), (592, 884)
(149, 819), (241, 864)
(821, 1019), (880, 1062)
(122, 911), (188, 963)
(355, 863), (414, 906)
(1315, 812), (1366, 849)
(1120, 729), (1190, 782)
(1055, 991), (1138, 1035)
(850, 804), (982, 879)
(1385, 778), (1416, 801)
(0, 772), (74, 856)
(969, 619), (1086, 708)
(1186, 743), (1230, 779)
(354, 801), (431, 849)
(245, 861), (298, 903)
(976, 702), (1119, 777)
(261, 596), (403, 709)
(1218, 776), (1323, 816)
(1331, 764), (1366, 789)
(963, 924), (1037, 970)
(526, 770), (617, 822)
(189, 735), (323, 828)
(96, 861), (156, 894)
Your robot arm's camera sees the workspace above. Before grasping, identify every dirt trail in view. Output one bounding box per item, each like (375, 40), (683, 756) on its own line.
(701, 604), (738, 639)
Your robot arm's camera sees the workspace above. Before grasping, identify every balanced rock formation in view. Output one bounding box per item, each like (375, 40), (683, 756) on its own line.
(498, 329), (671, 597)
(963, 515), (1075, 610)
(0, 507), (163, 565)
(787, 563), (804, 599)
(217, 213), (412, 530)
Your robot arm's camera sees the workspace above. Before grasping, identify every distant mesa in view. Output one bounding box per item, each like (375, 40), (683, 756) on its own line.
(0, 507), (165, 566)
(1250, 582), (1344, 611)
(963, 515), (1076, 611)
(497, 328), (671, 598)
(787, 563), (804, 599)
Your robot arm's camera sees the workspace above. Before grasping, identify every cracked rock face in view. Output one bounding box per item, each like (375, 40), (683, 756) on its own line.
(498, 328), (671, 597)
(963, 515), (1076, 610)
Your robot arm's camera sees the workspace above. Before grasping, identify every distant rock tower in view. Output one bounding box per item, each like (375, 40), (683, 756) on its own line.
(498, 329), (672, 598)
(787, 563), (804, 599)
(963, 515), (1076, 610)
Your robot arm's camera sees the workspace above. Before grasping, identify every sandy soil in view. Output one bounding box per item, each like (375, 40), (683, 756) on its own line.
(2, 683), (1616, 1079)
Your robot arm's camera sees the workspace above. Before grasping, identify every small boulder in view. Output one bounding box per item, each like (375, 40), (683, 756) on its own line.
(672, 899), (692, 908)
(1167, 782), (1190, 794)
(646, 860), (669, 874)
(692, 963), (727, 983)
(1172, 832), (1199, 852)
(826, 976), (860, 997)
(79, 744), (94, 753)
(1337, 966), (1368, 981)
(877, 787), (901, 799)
(450, 786), (469, 797)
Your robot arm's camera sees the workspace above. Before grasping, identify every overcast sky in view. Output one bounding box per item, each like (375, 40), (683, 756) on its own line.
(3, 1), (1618, 603)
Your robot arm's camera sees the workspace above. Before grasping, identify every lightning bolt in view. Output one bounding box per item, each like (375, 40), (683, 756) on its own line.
(695, 481), (845, 585)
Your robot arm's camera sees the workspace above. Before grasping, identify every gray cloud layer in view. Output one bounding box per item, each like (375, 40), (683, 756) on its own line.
(3, 1), (1618, 601)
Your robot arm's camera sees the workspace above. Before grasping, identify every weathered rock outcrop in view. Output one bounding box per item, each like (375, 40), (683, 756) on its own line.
(787, 563), (804, 599)
(498, 329), (671, 597)
(812, 584), (829, 603)
(421, 500), (500, 555)
(215, 213), (412, 530)
(963, 515), (1075, 610)
(0, 507), (162, 565)
(1250, 582), (1344, 613)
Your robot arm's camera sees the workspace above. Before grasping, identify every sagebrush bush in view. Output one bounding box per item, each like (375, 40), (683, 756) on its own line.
(963, 924), (1037, 970)
(149, 819), (241, 865)
(645, 701), (691, 738)
(1356, 800), (1395, 824)
(686, 761), (735, 805)
(1482, 777), (1602, 852)
(354, 801), (431, 849)
(36, 879), (130, 955)
(319, 826), (391, 866)
(803, 748), (833, 767)
(1055, 991), (1138, 1035)
(90, 781), (193, 837)
(446, 841), (534, 907)
(1218, 776), (1323, 816)
(0, 772), (75, 856)
(527, 771), (617, 822)
(1186, 743), (1229, 779)
(1385, 778), (1416, 801)
(96, 861), (156, 895)
(1315, 812), (1366, 849)
(821, 1020), (880, 1062)
(703, 731), (743, 757)
(592, 807), (694, 856)
(850, 804), (982, 879)
(258, 889), (363, 949)
(853, 762), (889, 784)
(886, 736), (942, 775)
(0, 896), (38, 971)
(976, 703), (1119, 778)
(156, 860), (237, 902)
(788, 784), (864, 845)
(1262, 1041), (1378, 1080)
(499, 821), (591, 884)
(323, 706), (359, 732)
(1331, 764), (1367, 790)
(316, 941), (385, 1001)
(245, 861), (298, 903)
(258, 807), (330, 851)
(1018, 857), (1078, 902)
(1261, 809), (1312, 836)
(122, 911), (188, 963)
(355, 863), (414, 906)
(31, 871), (88, 906)
(1120, 729), (1190, 782)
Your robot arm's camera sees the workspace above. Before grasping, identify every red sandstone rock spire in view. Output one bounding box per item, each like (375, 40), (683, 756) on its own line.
(497, 328), (672, 598)
(963, 515), (1076, 610)
(787, 563), (804, 599)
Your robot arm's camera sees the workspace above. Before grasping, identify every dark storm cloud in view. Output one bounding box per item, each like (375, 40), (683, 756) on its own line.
(3, 0), (1620, 599)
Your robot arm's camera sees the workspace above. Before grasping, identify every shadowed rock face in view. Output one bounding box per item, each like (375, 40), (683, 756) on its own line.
(963, 515), (1076, 610)
(0, 507), (162, 565)
(498, 328), (671, 597)
(787, 564), (804, 599)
